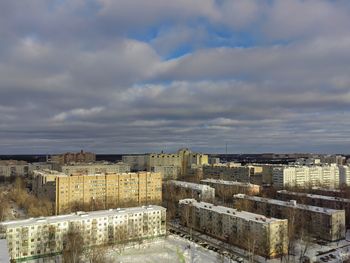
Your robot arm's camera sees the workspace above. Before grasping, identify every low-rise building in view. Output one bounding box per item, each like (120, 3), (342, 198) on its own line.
(233, 194), (345, 241)
(179, 199), (288, 258)
(163, 180), (215, 204)
(0, 206), (166, 262)
(28, 162), (53, 175)
(60, 162), (130, 175)
(202, 164), (254, 183)
(200, 179), (260, 201)
(277, 190), (350, 226)
(0, 160), (28, 177)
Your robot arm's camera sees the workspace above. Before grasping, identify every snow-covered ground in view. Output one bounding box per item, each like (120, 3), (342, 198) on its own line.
(105, 235), (230, 263)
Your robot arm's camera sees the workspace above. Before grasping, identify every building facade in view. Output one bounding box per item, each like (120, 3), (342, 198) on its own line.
(0, 160), (28, 177)
(200, 179), (260, 201)
(272, 165), (340, 189)
(55, 172), (162, 214)
(277, 190), (350, 226)
(60, 162), (130, 175)
(202, 164), (255, 183)
(163, 180), (215, 204)
(0, 206), (166, 261)
(339, 165), (350, 186)
(32, 170), (162, 214)
(48, 150), (96, 165)
(233, 194), (345, 241)
(122, 149), (208, 179)
(179, 199), (288, 258)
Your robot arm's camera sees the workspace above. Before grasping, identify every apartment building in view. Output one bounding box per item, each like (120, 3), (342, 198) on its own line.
(163, 180), (215, 204)
(277, 190), (350, 226)
(60, 162), (130, 175)
(0, 206), (166, 262)
(339, 165), (350, 186)
(56, 172), (162, 214)
(28, 163), (53, 175)
(121, 155), (148, 171)
(179, 199), (288, 258)
(200, 179), (260, 201)
(32, 170), (67, 202)
(32, 170), (162, 214)
(272, 165), (340, 189)
(202, 164), (255, 183)
(48, 150), (96, 165)
(122, 148), (208, 179)
(0, 160), (28, 177)
(152, 165), (181, 180)
(233, 194), (345, 241)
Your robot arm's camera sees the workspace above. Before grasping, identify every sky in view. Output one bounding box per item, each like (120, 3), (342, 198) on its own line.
(1, 0), (350, 154)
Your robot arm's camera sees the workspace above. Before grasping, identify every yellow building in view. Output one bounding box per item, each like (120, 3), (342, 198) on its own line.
(55, 172), (162, 214)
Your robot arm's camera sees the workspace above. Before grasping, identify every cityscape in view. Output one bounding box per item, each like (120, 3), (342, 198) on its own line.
(1, 150), (350, 262)
(1, 0), (350, 263)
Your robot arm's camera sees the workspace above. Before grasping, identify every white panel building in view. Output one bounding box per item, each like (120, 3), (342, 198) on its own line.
(273, 165), (340, 189)
(0, 206), (166, 261)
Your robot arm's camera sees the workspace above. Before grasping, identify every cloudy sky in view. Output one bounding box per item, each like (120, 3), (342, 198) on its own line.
(1, 0), (350, 154)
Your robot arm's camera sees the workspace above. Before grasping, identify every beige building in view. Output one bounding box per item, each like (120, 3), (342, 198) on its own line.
(48, 150), (96, 165)
(0, 160), (28, 177)
(32, 170), (162, 215)
(179, 199), (288, 258)
(55, 172), (162, 214)
(202, 164), (255, 183)
(60, 162), (130, 175)
(0, 206), (166, 262)
(272, 165), (340, 189)
(122, 148), (208, 179)
(233, 194), (345, 241)
(277, 190), (350, 226)
(200, 179), (260, 201)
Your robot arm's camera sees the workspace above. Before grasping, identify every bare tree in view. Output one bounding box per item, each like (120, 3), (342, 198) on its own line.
(85, 246), (112, 263)
(62, 228), (84, 263)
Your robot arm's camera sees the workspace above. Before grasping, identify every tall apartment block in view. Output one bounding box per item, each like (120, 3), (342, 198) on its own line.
(32, 170), (162, 214)
(233, 194), (345, 241)
(0, 206), (166, 262)
(339, 165), (350, 186)
(277, 190), (350, 226)
(48, 150), (96, 165)
(200, 179), (260, 201)
(272, 165), (340, 189)
(122, 148), (208, 179)
(60, 162), (130, 175)
(179, 199), (288, 258)
(0, 160), (28, 177)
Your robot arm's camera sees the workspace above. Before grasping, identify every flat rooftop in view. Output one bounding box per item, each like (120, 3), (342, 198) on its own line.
(0, 205), (166, 229)
(278, 190), (350, 203)
(179, 199), (285, 224)
(169, 180), (214, 192)
(234, 194), (342, 215)
(201, 179), (259, 187)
